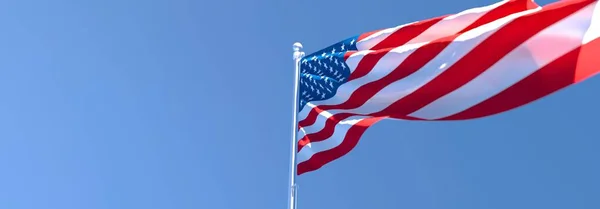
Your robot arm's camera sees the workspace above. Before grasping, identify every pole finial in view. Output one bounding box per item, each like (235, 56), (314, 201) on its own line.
(293, 42), (305, 61)
(293, 42), (303, 52)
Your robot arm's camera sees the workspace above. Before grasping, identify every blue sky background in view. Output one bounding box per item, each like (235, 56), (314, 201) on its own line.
(0, 0), (598, 208)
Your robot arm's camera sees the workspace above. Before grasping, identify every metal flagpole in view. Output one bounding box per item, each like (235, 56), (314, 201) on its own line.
(289, 42), (304, 209)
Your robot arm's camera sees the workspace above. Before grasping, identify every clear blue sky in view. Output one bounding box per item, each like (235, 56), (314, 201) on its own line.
(0, 0), (598, 208)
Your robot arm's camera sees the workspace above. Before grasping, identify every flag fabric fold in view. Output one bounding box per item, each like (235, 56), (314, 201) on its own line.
(296, 0), (600, 175)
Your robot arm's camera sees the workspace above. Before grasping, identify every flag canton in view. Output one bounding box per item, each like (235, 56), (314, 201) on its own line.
(298, 36), (358, 112)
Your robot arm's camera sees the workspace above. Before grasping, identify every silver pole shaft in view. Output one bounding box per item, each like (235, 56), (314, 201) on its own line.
(289, 42), (304, 209)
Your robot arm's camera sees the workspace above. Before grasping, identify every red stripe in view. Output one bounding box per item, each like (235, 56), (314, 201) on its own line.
(347, 49), (390, 81)
(378, 0), (592, 119)
(343, 51), (357, 60)
(298, 106), (322, 128)
(441, 38), (600, 120)
(357, 29), (382, 43)
(297, 117), (385, 175)
(574, 38), (600, 83)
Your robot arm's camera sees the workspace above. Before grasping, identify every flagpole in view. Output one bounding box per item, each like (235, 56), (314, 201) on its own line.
(289, 42), (304, 209)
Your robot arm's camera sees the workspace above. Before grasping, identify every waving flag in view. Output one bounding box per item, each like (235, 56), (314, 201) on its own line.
(296, 0), (600, 175)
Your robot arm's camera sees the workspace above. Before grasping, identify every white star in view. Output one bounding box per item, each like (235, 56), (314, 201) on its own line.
(350, 39), (355, 45)
(341, 44), (345, 50)
(331, 48), (336, 53)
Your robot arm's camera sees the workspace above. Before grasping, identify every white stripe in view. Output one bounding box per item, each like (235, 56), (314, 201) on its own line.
(583, 1), (600, 44)
(297, 105), (332, 140)
(297, 127), (306, 142)
(296, 116), (367, 164)
(347, 42), (429, 74)
(355, 21), (417, 50)
(296, 103), (313, 123)
(355, 0), (514, 50)
(409, 2), (600, 120)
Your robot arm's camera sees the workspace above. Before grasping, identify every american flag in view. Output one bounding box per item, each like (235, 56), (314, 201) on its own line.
(296, 0), (600, 175)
